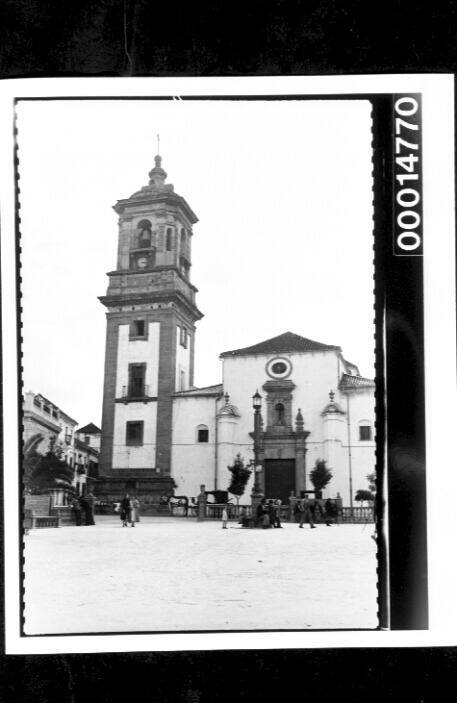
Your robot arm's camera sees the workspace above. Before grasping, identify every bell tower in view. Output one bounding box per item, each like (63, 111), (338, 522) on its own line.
(98, 153), (203, 501)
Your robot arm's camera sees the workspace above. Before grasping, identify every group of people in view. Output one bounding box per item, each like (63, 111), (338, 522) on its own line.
(118, 493), (141, 527)
(255, 498), (283, 529)
(70, 492), (96, 526)
(222, 496), (341, 530)
(294, 496), (339, 528)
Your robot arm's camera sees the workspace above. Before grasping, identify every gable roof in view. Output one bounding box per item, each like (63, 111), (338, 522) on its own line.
(219, 332), (341, 358)
(338, 373), (375, 391)
(77, 422), (101, 434)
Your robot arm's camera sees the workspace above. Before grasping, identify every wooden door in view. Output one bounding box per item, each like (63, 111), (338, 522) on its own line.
(264, 459), (295, 503)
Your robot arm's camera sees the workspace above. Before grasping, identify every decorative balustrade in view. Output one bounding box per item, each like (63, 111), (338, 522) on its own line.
(341, 506), (374, 523)
(206, 504), (253, 520)
(166, 501), (373, 523)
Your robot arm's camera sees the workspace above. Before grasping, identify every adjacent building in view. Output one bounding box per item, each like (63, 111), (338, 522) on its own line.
(74, 423), (101, 495)
(23, 391), (78, 462)
(98, 154), (376, 508)
(23, 391), (100, 498)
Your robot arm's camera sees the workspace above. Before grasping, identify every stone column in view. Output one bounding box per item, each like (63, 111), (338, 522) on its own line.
(295, 448), (305, 496)
(294, 409), (309, 498)
(197, 484), (207, 522)
(289, 493), (297, 523)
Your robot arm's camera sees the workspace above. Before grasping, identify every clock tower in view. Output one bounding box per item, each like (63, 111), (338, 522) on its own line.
(98, 154), (203, 503)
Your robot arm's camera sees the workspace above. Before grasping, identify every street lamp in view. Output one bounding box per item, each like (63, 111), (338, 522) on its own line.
(252, 390), (263, 499)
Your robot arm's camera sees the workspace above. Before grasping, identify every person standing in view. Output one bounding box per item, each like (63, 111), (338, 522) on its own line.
(257, 498), (270, 528)
(324, 498), (337, 526)
(120, 493), (131, 527)
(70, 496), (82, 526)
(299, 496), (316, 528)
(221, 505), (228, 529)
(84, 491), (96, 525)
(273, 499), (282, 528)
(130, 495), (140, 527)
(294, 499), (302, 523)
(256, 498), (266, 527)
(268, 500), (275, 528)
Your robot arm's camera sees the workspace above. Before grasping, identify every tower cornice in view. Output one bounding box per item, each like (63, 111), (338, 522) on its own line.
(113, 191), (198, 224)
(105, 265), (199, 293)
(98, 290), (204, 321)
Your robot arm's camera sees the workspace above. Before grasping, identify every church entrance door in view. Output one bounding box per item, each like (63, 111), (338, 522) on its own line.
(264, 459), (295, 503)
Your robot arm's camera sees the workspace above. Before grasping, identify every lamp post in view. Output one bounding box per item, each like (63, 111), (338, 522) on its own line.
(251, 390), (263, 514)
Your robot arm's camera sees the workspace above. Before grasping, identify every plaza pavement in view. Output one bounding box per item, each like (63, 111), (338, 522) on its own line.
(24, 516), (378, 634)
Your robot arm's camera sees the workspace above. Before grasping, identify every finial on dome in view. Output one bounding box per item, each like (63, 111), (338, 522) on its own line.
(329, 390), (335, 402)
(224, 392), (230, 405)
(148, 137), (167, 187)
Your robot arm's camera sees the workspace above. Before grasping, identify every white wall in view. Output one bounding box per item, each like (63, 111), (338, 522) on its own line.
(112, 321), (160, 468)
(175, 325), (191, 391)
(341, 388), (376, 501)
(171, 396), (217, 498)
(222, 351), (340, 444)
(113, 401), (158, 468)
(169, 351), (376, 505)
(115, 322), (160, 397)
(221, 351), (375, 505)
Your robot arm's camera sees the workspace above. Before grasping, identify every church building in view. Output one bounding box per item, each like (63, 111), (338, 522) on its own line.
(98, 155), (375, 507)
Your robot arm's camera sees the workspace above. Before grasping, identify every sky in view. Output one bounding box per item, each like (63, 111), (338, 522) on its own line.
(17, 98), (374, 427)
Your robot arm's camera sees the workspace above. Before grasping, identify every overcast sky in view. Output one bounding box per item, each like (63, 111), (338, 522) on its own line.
(17, 98), (374, 427)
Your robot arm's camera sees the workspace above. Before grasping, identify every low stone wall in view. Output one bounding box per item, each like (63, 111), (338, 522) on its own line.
(50, 506), (74, 526)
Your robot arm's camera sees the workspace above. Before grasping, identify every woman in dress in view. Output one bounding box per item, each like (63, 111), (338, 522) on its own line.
(130, 495), (140, 527)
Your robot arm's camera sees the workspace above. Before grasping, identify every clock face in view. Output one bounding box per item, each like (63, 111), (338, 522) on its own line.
(137, 256), (148, 269)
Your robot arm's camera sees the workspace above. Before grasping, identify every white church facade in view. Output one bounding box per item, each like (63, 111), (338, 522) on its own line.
(98, 155), (375, 508)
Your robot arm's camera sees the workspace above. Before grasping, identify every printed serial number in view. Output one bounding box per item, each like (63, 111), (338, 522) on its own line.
(394, 97), (422, 255)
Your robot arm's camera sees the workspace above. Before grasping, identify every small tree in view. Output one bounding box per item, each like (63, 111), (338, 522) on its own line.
(309, 459), (333, 498)
(355, 489), (375, 506)
(227, 454), (252, 504)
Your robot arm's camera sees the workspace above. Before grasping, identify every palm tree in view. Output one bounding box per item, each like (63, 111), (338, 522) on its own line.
(23, 433), (44, 492)
(24, 435), (74, 494)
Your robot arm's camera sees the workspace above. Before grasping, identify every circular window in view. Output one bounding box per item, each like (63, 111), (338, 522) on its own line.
(265, 356), (292, 379)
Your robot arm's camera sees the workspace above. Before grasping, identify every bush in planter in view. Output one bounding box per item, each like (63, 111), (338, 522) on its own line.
(355, 489), (375, 506)
(227, 454), (252, 505)
(309, 459), (333, 499)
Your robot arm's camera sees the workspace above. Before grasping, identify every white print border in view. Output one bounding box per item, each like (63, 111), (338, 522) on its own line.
(1, 74), (455, 654)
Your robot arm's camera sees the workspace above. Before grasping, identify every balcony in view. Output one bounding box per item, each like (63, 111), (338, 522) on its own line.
(117, 385), (156, 404)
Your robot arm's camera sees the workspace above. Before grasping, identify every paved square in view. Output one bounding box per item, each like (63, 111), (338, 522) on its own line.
(24, 517), (377, 634)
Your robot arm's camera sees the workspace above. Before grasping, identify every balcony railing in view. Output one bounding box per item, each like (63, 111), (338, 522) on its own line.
(121, 385), (150, 398)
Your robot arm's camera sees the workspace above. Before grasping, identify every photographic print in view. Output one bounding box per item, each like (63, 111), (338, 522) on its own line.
(1, 75), (455, 653)
(18, 97), (377, 634)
